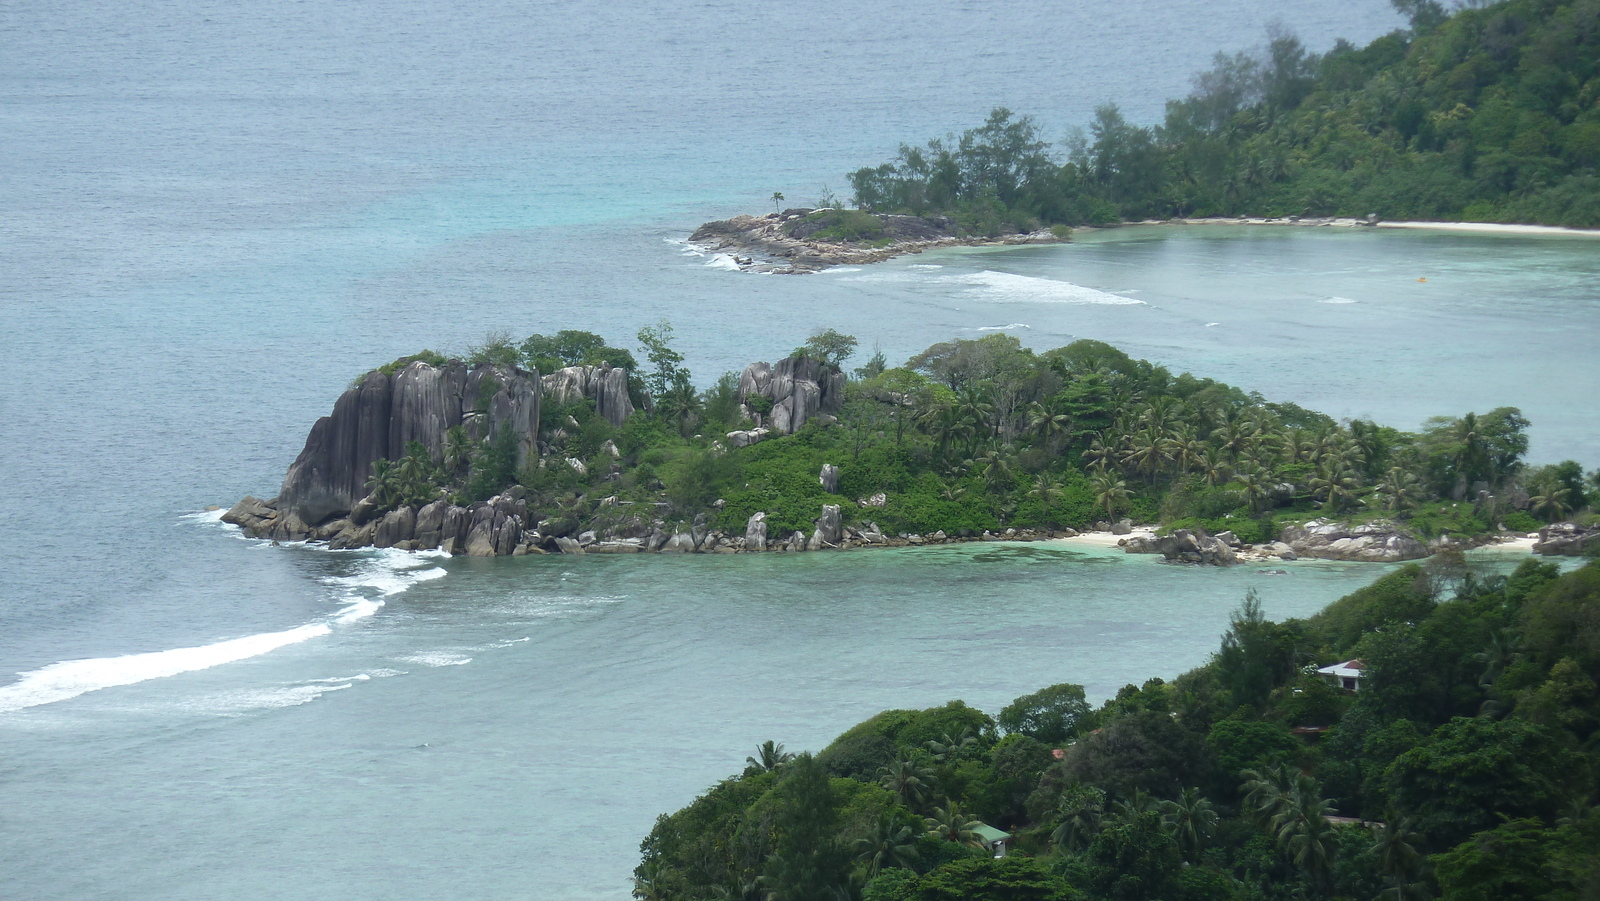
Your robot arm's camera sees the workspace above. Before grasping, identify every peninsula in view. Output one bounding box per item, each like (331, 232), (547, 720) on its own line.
(694, 0), (1600, 268)
(226, 327), (1597, 564)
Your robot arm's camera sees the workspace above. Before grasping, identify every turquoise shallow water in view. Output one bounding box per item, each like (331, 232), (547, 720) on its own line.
(4, 0), (1600, 898)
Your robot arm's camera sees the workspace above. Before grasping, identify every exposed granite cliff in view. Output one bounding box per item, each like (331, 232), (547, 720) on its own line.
(541, 364), (635, 427)
(737, 355), (845, 434)
(242, 360), (539, 533)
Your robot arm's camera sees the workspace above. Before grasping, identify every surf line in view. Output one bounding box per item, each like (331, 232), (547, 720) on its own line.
(0, 529), (448, 714)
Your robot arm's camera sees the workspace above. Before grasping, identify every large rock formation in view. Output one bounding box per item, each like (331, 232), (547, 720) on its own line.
(1121, 529), (1237, 565)
(1277, 519), (1428, 562)
(737, 355), (845, 434)
(745, 512), (768, 551)
(540, 364), (635, 427)
(1534, 521), (1600, 556)
(276, 361), (539, 525)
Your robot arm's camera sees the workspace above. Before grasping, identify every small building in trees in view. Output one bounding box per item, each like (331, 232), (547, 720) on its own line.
(1316, 659), (1366, 691)
(972, 823), (1011, 858)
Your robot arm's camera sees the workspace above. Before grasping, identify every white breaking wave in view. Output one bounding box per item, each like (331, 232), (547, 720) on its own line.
(399, 652), (473, 667)
(1320, 296), (1359, 304)
(0, 623), (332, 714)
(704, 253), (740, 270)
(1205, 322), (1221, 327)
(0, 526), (453, 714)
(945, 271), (1145, 305)
(977, 323), (1031, 331)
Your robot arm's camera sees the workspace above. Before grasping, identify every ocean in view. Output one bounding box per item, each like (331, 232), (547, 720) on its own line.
(3, 1), (1598, 898)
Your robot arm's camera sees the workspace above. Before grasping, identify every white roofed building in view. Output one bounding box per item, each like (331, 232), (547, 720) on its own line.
(1317, 659), (1366, 691)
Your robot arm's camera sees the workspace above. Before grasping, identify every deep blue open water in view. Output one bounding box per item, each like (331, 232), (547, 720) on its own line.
(5, 1), (1598, 898)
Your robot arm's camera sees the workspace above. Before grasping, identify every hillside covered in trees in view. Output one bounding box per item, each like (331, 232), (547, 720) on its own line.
(635, 558), (1600, 901)
(844, 0), (1600, 231)
(331, 325), (1592, 555)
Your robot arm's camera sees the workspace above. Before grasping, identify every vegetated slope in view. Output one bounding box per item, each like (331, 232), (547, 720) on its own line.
(636, 559), (1600, 901)
(284, 328), (1594, 555)
(846, 0), (1600, 232)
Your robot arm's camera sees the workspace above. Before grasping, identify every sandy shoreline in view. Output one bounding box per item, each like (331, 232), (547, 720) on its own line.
(1142, 216), (1600, 239)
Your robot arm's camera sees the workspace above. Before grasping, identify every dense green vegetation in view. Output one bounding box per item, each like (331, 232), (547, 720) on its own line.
(846, 0), (1600, 231)
(635, 558), (1600, 901)
(367, 326), (1596, 546)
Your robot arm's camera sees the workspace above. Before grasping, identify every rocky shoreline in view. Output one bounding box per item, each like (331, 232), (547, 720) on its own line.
(221, 492), (1085, 556)
(688, 209), (1063, 274)
(1116, 517), (1553, 565)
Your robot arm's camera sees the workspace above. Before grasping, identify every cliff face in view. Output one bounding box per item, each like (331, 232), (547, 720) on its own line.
(737, 355), (845, 434)
(541, 364), (635, 427)
(277, 361), (539, 525)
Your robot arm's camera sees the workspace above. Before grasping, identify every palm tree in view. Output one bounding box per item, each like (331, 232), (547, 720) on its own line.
(1235, 465), (1272, 514)
(1091, 469), (1130, 523)
(1239, 766), (1296, 824)
(1112, 788), (1161, 821)
(1083, 432), (1120, 472)
(1244, 768), (1338, 897)
(1160, 787), (1218, 863)
(746, 740), (794, 773)
(853, 812), (919, 878)
(924, 802), (984, 848)
(1198, 448), (1233, 488)
(1310, 460), (1361, 514)
(924, 729), (978, 764)
(1277, 795), (1337, 898)
(1027, 401), (1073, 451)
(975, 449), (1013, 492)
(879, 754), (935, 811)
(1030, 474), (1065, 522)
(443, 426), (476, 477)
(1168, 426), (1203, 474)
(771, 191), (784, 212)
(1279, 428), (1312, 464)
(1122, 427), (1172, 483)
(938, 478), (968, 502)
(1375, 466), (1423, 512)
(1370, 816), (1425, 901)
(1529, 477), (1572, 521)
(365, 458), (402, 509)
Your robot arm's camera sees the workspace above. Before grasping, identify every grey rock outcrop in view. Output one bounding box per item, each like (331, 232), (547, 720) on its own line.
(737, 355), (845, 434)
(277, 360), (539, 525)
(745, 512), (768, 551)
(1534, 521), (1600, 556)
(1278, 519), (1427, 562)
(540, 364), (635, 427)
(413, 499), (451, 550)
(1157, 529), (1237, 565)
(373, 506), (416, 549)
(816, 504), (842, 546)
(464, 495), (525, 558)
(726, 428), (770, 448)
(819, 464), (839, 493)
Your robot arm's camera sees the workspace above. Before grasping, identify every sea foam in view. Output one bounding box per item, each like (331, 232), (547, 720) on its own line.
(0, 523), (453, 714)
(946, 271), (1145, 305)
(0, 623), (332, 713)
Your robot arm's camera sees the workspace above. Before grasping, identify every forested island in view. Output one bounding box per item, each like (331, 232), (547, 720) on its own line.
(225, 325), (1599, 564)
(634, 557), (1600, 901)
(694, 0), (1600, 272)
